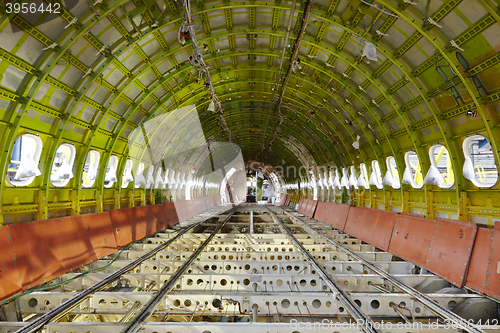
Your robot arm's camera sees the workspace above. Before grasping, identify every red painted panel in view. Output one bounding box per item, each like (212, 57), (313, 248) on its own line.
(0, 202), (187, 302)
(303, 200), (318, 218)
(466, 227), (493, 293)
(109, 208), (148, 247)
(298, 199), (306, 214)
(466, 224), (500, 298)
(10, 219), (74, 290)
(77, 212), (117, 259)
(193, 197), (208, 214)
(484, 225), (500, 298)
(205, 196), (215, 210)
(389, 215), (435, 265)
(344, 207), (396, 251)
(426, 220), (476, 286)
(0, 225), (22, 301)
(313, 202), (350, 231)
(174, 200), (196, 222)
(157, 202), (180, 231)
(389, 215), (476, 287)
(47, 216), (97, 272)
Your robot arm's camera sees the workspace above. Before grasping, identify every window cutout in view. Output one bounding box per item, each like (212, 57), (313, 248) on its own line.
(333, 168), (341, 188)
(340, 168), (349, 188)
(328, 169), (334, 188)
(163, 168), (170, 187)
(7, 134), (43, 186)
(385, 156), (400, 189)
(404, 152), (423, 188)
(168, 169), (176, 189)
(146, 165), (155, 188)
(155, 168), (164, 189)
(349, 165), (358, 189)
(369, 160), (383, 189)
(427, 145), (454, 188)
(134, 162), (146, 188)
(82, 150), (100, 188)
(463, 135), (498, 187)
(122, 159), (134, 188)
(359, 163), (369, 189)
(175, 171), (182, 189)
(51, 144), (76, 187)
(104, 155), (119, 188)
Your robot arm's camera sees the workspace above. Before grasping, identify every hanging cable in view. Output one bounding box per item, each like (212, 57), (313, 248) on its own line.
(178, 0), (231, 142)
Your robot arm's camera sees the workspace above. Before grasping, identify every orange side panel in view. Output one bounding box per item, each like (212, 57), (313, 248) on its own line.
(484, 225), (500, 298)
(426, 219), (476, 286)
(344, 207), (396, 251)
(125, 206), (150, 243)
(297, 199), (303, 213)
(143, 205), (161, 235)
(157, 202), (180, 231)
(109, 208), (148, 247)
(303, 199), (310, 216)
(297, 199), (306, 214)
(285, 195), (291, 205)
(313, 202), (350, 230)
(466, 225), (500, 298)
(388, 215), (434, 265)
(303, 200), (318, 218)
(279, 195), (287, 206)
(303, 199), (310, 214)
(389, 216), (476, 287)
(174, 200), (197, 222)
(193, 197), (208, 214)
(205, 196), (215, 210)
(296, 199), (302, 213)
(46, 217), (97, 272)
(0, 225), (22, 301)
(77, 212), (117, 259)
(9, 219), (78, 289)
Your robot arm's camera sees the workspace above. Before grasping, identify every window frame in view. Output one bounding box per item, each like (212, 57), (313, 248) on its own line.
(134, 162), (146, 188)
(370, 160), (383, 189)
(386, 156), (400, 189)
(404, 151), (423, 189)
(359, 163), (370, 189)
(146, 165), (155, 188)
(104, 155), (119, 188)
(50, 144), (76, 187)
(7, 134), (43, 187)
(429, 144), (454, 188)
(82, 150), (101, 188)
(349, 165), (358, 189)
(121, 159), (134, 188)
(463, 135), (498, 187)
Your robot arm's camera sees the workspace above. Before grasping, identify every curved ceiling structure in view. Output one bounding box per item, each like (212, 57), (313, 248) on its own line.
(0, 0), (499, 225)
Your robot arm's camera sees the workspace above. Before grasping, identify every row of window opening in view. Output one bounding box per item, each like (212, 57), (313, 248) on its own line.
(7, 135), (191, 188)
(305, 135), (497, 189)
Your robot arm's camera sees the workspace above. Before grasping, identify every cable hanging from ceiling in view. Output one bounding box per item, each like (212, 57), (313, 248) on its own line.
(178, 0), (231, 142)
(258, 0), (315, 161)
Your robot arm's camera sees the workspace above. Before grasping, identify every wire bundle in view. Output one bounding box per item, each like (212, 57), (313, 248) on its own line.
(178, 0), (231, 142)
